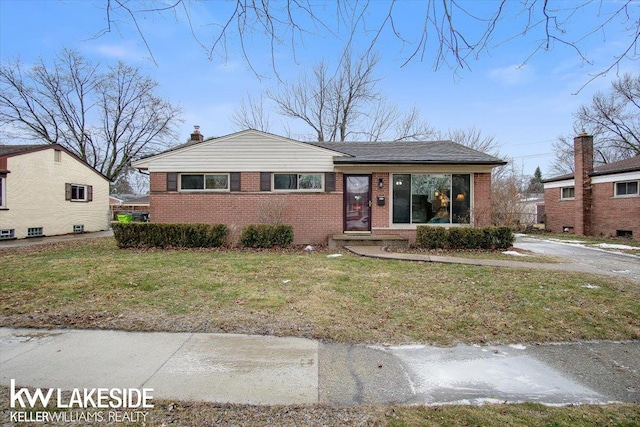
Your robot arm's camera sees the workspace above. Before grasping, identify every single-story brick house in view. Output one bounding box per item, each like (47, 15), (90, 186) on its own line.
(0, 144), (110, 240)
(543, 133), (640, 240)
(131, 128), (506, 245)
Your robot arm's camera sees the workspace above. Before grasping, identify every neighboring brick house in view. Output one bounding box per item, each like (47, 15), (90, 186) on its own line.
(132, 128), (506, 245)
(543, 133), (640, 241)
(0, 144), (110, 240)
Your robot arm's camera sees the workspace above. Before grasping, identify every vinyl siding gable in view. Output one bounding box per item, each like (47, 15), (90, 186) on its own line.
(139, 131), (346, 173)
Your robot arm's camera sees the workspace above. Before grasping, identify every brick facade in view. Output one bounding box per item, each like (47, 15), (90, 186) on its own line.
(148, 171), (495, 245)
(544, 134), (640, 241)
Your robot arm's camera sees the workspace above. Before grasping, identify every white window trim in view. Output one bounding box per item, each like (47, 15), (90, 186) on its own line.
(614, 180), (639, 198)
(560, 186), (575, 200)
(0, 176), (5, 208)
(179, 173), (230, 192)
(71, 184), (88, 202)
(272, 173), (324, 192)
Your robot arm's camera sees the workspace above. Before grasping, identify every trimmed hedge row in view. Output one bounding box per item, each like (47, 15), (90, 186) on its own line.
(416, 226), (514, 250)
(112, 223), (228, 248)
(239, 224), (294, 248)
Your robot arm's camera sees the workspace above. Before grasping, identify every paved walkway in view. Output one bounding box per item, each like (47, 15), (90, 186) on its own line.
(344, 245), (622, 279)
(0, 230), (113, 249)
(2, 328), (638, 407)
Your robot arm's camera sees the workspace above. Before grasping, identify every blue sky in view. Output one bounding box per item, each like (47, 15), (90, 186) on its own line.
(1, 0), (638, 178)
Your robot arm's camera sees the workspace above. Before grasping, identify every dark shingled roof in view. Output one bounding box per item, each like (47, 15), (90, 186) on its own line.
(544, 155), (640, 183)
(0, 144), (50, 157)
(309, 140), (506, 165)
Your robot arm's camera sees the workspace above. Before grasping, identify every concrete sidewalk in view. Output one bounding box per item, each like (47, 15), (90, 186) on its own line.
(345, 245), (621, 278)
(1, 328), (638, 406)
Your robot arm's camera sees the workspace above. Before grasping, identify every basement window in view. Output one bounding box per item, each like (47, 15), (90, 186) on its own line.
(616, 230), (633, 239)
(27, 227), (43, 237)
(0, 229), (15, 240)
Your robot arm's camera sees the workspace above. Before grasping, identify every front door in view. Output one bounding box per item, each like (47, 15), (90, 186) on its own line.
(344, 175), (372, 232)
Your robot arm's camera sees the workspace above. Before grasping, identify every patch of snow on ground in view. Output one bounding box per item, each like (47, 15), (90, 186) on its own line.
(596, 243), (640, 250)
(502, 251), (528, 257)
(582, 284), (601, 289)
(508, 344), (527, 350)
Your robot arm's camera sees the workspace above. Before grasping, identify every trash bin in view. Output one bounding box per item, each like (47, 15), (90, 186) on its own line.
(117, 213), (133, 223)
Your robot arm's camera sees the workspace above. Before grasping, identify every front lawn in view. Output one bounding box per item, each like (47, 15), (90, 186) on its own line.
(1, 238), (638, 345)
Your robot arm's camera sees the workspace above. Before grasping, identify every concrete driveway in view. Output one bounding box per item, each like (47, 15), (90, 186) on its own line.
(514, 234), (640, 282)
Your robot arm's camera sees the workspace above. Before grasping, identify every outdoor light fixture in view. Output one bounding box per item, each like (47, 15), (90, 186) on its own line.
(378, 178), (384, 188)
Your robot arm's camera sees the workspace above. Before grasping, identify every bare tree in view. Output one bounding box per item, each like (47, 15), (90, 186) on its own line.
(0, 49), (182, 182)
(435, 126), (499, 156)
(100, 1), (639, 86)
(232, 50), (433, 142)
(551, 73), (640, 174)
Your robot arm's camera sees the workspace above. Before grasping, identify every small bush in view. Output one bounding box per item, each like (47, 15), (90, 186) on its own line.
(416, 226), (448, 249)
(240, 224), (294, 248)
(112, 223), (227, 249)
(416, 226), (514, 250)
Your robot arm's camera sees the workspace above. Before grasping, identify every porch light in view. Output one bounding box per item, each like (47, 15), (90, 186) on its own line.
(378, 178), (384, 188)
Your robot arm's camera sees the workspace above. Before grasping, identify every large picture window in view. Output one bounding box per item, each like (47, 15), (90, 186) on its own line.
(273, 173), (323, 191)
(615, 180), (639, 197)
(180, 174), (229, 191)
(392, 174), (470, 225)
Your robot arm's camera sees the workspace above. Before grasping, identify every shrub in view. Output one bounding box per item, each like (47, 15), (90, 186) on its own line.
(240, 224), (294, 248)
(416, 226), (514, 250)
(416, 226), (448, 249)
(112, 223), (227, 249)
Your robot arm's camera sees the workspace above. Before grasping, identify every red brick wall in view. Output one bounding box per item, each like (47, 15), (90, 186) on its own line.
(149, 172), (345, 245)
(371, 172), (389, 229)
(148, 171), (499, 244)
(544, 188), (576, 234)
(591, 182), (640, 240)
(473, 173), (493, 227)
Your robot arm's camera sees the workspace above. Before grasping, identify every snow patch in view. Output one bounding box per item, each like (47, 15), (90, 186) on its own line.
(326, 253), (343, 258)
(596, 243), (640, 250)
(502, 251), (528, 257)
(581, 284), (601, 289)
(508, 344), (527, 350)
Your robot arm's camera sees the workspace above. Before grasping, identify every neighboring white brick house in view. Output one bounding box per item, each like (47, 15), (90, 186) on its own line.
(0, 144), (110, 240)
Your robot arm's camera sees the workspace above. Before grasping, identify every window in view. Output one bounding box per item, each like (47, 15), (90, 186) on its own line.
(72, 185), (86, 201)
(0, 229), (14, 240)
(273, 173), (323, 191)
(65, 183), (93, 202)
(54, 149), (62, 163)
(27, 227), (43, 237)
(0, 176), (5, 208)
(392, 174), (470, 225)
(615, 180), (639, 197)
(561, 187), (575, 200)
(180, 174), (229, 191)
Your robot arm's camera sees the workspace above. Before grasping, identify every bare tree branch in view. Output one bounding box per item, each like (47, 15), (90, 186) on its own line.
(0, 49), (182, 182)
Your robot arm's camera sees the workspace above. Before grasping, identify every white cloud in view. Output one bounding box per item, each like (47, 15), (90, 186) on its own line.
(87, 43), (145, 61)
(488, 64), (534, 85)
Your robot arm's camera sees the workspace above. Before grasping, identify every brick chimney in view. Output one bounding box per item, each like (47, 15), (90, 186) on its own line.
(574, 132), (593, 236)
(189, 125), (204, 143)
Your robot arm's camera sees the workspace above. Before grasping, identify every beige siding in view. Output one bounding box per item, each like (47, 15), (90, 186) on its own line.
(136, 130), (344, 173)
(1, 149), (110, 239)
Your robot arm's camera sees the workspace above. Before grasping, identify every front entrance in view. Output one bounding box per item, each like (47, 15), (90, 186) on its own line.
(344, 174), (372, 232)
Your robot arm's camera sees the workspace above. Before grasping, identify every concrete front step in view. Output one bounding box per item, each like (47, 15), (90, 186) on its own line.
(328, 234), (409, 250)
